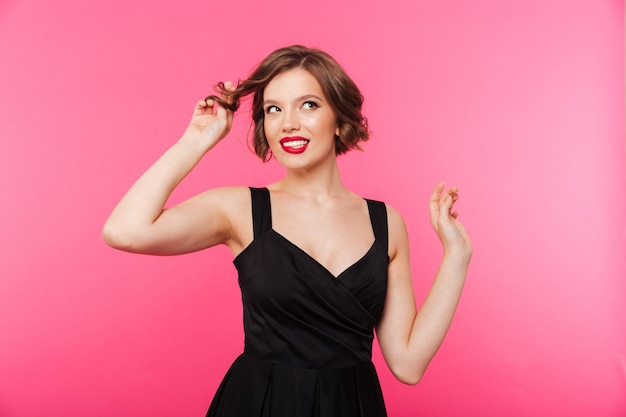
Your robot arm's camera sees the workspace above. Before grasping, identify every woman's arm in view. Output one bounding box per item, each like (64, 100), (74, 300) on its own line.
(376, 182), (472, 385)
(102, 85), (244, 255)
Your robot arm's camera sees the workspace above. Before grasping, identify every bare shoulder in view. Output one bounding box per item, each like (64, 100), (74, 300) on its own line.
(193, 185), (251, 210)
(382, 203), (410, 262)
(192, 185), (253, 254)
(383, 203), (405, 225)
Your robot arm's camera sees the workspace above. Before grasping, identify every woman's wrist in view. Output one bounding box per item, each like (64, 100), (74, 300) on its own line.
(176, 130), (218, 156)
(441, 248), (472, 268)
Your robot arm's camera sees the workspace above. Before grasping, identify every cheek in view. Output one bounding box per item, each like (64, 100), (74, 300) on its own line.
(304, 113), (334, 134)
(263, 118), (284, 149)
(263, 117), (277, 139)
(324, 117), (340, 137)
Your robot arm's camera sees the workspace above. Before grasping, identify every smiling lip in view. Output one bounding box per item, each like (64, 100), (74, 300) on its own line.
(279, 136), (310, 154)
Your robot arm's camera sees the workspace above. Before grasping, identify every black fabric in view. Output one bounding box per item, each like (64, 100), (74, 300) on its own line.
(206, 187), (389, 417)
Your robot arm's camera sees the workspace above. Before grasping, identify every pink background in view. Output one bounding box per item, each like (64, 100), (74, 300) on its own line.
(1, 1), (625, 416)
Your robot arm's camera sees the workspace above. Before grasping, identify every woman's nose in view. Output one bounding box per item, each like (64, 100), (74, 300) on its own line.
(281, 109), (300, 132)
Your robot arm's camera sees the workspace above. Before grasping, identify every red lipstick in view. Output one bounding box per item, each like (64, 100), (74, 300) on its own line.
(279, 136), (310, 154)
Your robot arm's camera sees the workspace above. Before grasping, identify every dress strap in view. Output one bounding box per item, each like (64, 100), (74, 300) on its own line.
(249, 187), (272, 239)
(365, 199), (388, 252)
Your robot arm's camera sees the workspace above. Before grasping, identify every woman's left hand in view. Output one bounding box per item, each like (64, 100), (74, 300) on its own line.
(429, 182), (473, 260)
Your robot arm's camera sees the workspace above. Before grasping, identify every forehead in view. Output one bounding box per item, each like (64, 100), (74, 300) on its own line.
(263, 68), (326, 101)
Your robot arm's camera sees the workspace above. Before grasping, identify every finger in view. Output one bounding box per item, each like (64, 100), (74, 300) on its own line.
(448, 192), (460, 211)
(202, 97), (216, 113)
(215, 103), (233, 132)
(194, 99), (210, 116)
(215, 101), (227, 119)
(429, 182), (445, 206)
(440, 186), (457, 204)
(222, 81), (235, 106)
(209, 103), (218, 117)
(429, 182), (445, 227)
(439, 194), (454, 222)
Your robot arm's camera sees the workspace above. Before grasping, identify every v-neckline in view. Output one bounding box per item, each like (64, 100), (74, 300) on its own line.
(266, 188), (376, 280)
(270, 229), (376, 280)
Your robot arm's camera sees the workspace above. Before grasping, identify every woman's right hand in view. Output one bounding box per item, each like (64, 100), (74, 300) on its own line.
(183, 81), (235, 151)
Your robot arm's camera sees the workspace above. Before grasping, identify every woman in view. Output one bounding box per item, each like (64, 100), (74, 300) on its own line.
(103, 45), (472, 417)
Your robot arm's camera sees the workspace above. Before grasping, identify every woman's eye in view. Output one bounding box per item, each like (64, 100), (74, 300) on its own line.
(302, 101), (318, 110)
(265, 105), (280, 114)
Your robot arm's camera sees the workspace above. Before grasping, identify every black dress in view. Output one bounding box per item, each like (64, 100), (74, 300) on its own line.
(206, 187), (389, 417)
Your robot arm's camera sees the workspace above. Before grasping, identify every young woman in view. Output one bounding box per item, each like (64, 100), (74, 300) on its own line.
(103, 45), (472, 417)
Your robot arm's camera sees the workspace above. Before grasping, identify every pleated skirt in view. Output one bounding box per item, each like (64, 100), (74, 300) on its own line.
(206, 354), (387, 417)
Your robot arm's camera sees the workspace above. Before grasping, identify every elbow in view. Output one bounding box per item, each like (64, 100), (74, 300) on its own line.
(102, 221), (133, 251)
(388, 361), (427, 386)
(394, 370), (423, 386)
(102, 220), (164, 254)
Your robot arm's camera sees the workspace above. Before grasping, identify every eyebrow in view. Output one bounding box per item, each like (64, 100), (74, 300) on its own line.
(262, 94), (325, 107)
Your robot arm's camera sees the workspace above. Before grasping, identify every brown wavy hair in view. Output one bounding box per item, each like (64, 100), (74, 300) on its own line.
(206, 45), (369, 161)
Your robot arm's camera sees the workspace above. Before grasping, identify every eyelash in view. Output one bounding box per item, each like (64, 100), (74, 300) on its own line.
(264, 101), (319, 114)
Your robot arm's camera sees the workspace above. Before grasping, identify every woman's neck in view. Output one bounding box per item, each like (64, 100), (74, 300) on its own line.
(270, 158), (351, 199)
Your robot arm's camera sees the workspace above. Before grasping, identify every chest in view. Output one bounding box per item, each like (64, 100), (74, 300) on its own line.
(270, 198), (375, 278)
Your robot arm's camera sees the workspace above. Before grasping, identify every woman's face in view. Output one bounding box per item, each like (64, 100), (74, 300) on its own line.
(262, 68), (339, 170)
